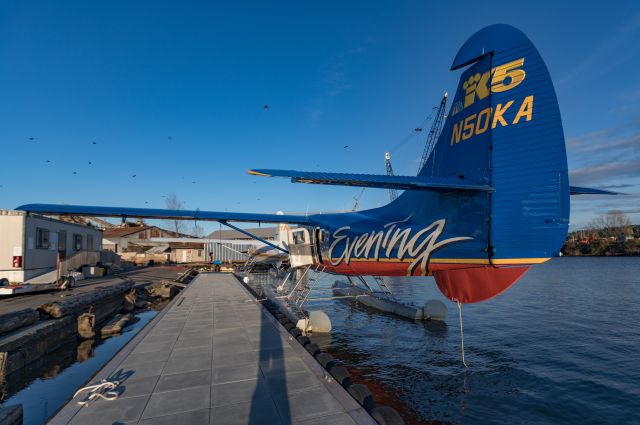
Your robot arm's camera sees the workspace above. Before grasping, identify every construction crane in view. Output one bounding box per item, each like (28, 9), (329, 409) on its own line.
(418, 92), (448, 173)
(384, 152), (398, 201)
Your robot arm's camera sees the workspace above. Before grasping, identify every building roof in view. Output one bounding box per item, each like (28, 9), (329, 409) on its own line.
(146, 244), (170, 254)
(103, 226), (152, 238)
(103, 225), (191, 239)
(0, 210), (103, 232)
(206, 227), (277, 240)
(169, 242), (205, 249)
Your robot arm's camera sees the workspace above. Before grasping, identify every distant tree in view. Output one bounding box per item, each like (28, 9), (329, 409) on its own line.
(587, 210), (632, 238)
(191, 222), (205, 238)
(164, 193), (185, 235)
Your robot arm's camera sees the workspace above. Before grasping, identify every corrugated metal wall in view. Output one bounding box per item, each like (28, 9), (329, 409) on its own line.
(204, 242), (253, 262)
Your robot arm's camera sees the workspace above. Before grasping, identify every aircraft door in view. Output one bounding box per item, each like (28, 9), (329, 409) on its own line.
(288, 228), (313, 267)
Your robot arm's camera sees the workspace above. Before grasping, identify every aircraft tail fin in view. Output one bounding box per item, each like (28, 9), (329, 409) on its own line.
(423, 24), (570, 302)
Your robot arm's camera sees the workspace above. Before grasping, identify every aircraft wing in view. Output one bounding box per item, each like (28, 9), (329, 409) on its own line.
(569, 186), (624, 195)
(248, 169), (494, 192)
(15, 203), (311, 225)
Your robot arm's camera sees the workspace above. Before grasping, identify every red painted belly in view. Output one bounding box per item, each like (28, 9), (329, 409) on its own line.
(319, 260), (529, 303)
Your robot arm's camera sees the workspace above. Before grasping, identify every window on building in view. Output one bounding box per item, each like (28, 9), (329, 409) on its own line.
(197, 250), (202, 257)
(58, 230), (67, 252)
(36, 228), (50, 249)
(73, 234), (83, 251)
(87, 235), (94, 251)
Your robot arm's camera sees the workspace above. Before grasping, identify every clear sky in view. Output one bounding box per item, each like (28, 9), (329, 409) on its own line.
(1, 1), (639, 234)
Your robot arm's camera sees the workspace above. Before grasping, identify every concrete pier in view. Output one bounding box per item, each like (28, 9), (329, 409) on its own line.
(50, 273), (375, 425)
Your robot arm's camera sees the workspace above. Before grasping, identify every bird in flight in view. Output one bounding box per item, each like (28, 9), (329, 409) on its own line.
(263, 105), (269, 109)
(92, 141), (97, 145)
(415, 128), (423, 132)
(343, 145), (349, 149)
(132, 174), (137, 178)
(88, 161), (92, 165)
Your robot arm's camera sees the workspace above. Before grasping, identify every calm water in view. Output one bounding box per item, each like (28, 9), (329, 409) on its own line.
(306, 257), (640, 425)
(1, 310), (157, 425)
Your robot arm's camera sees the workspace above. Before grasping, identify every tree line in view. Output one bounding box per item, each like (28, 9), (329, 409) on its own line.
(561, 211), (640, 256)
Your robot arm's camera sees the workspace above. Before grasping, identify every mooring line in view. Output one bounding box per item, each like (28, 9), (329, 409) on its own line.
(457, 300), (469, 368)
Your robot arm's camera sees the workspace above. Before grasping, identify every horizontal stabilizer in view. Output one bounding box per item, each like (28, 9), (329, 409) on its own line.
(248, 169), (494, 192)
(569, 186), (624, 195)
(15, 204), (311, 225)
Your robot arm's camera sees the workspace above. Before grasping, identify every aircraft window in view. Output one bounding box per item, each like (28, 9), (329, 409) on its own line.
(293, 231), (306, 244)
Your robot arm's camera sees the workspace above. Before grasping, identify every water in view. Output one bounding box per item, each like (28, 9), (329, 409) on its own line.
(0, 310), (157, 425)
(304, 258), (640, 425)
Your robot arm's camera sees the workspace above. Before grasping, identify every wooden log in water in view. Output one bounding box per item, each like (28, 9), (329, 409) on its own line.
(38, 280), (133, 318)
(147, 282), (179, 299)
(0, 309), (40, 336)
(123, 288), (137, 313)
(77, 313), (96, 340)
(101, 313), (133, 337)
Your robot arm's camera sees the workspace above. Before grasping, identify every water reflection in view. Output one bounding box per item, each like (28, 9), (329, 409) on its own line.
(423, 320), (448, 338)
(0, 310), (157, 425)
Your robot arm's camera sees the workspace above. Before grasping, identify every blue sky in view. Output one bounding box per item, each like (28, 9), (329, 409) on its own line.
(1, 1), (639, 234)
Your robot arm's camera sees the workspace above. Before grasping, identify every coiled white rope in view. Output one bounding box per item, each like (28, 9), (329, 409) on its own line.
(73, 379), (120, 406)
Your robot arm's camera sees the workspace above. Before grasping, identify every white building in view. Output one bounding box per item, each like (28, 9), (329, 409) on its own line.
(102, 225), (187, 253)
(0, 210), (102, 283)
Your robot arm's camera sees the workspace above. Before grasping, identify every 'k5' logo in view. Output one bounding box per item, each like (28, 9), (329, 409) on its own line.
(463, 58), (526, 108)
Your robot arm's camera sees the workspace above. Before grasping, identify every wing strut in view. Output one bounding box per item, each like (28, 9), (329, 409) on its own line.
(218, 220), (289, 254)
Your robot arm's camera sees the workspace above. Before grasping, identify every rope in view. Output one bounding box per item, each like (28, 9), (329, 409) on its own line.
(457, 301), (469, 368)
(73, 379), (120, 406)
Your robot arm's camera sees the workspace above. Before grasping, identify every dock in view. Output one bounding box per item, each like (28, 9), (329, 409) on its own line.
(0, 267), (186, 316)
(50, 273), (376, 425)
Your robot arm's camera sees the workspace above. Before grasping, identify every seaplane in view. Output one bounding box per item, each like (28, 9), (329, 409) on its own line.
(17, 24), (616, 310)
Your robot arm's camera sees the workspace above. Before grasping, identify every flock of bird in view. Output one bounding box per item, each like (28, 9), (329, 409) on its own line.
(4, 105), (431, 212)
(3, 105), (293, 206)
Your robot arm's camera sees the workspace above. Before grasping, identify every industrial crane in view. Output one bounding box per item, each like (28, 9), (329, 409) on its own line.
(384, 152), (398, 201)
(418, 92), (448, 173)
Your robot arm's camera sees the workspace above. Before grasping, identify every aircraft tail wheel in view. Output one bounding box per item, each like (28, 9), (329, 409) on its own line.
(308, 310), (332, 333)
(423, 300), (447, 321)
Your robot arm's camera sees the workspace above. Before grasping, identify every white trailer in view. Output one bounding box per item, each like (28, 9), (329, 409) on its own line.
(0, 210), (103, 293)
